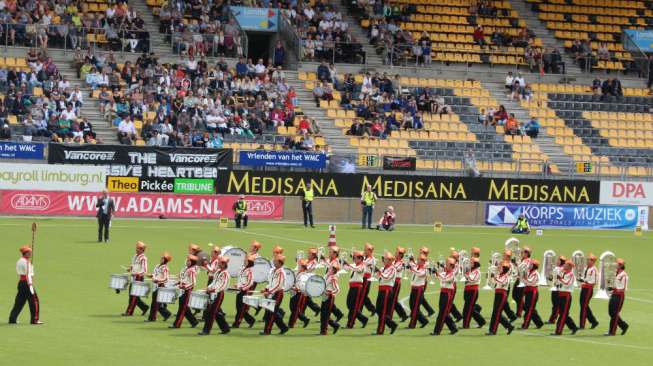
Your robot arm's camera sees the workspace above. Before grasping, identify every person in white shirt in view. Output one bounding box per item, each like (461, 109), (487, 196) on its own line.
(521, 259), (543, 329)
(486, 261), (515, 335)
(462, 257), (486, 329)
(123, 241), (149, 316)
(606, 258), (629, 336)
(407, 254), (429, 329)
(504, 71), (514, 90)
(60, 104), (77, 121)
(374, 252), (398, 335)
(578, 253), (599, 329)
(118, 117), (137, 143)
(552, 260), (578, 335)
(254, 59), (266, 76)
(198, 256), (231, 335)
(261, 255), (289, 335)
(9, 246), (43, 325)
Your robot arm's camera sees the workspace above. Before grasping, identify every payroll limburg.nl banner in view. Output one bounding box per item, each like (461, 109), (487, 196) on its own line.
(48, 144), (233, 178)
(216, 170), (600, 203)
(0, 190), (284, 220)
(0, 163), (106, 192)
(485, 202), (649, 229)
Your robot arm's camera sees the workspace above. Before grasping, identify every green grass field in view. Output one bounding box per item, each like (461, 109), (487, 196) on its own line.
(0, 218), (651, 366)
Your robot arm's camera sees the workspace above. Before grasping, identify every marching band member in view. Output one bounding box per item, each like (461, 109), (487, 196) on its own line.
(448, 250), (463, 323)
(319, 246), (345, 322)
(431, 258), (458, 335)
(344, 250), (369, 328)
(462, 258), (486, 329)
(521, 260), (543, 329)
(204, 246), (221, 286)
(303, 248), (322, 316)
(124, 241), (149, 316)
(261, 255), (289, 335)
(500, 249), (517, 322)
(256, 245), (285, 318)
(486, 261), (515, 335)
(512, 246), (533, 317)
(552, 260), (578, 335)
(320, 263), (342, 335)
(407, 254), (429, 329)
(8, 246), (42, 325)
(419, 247), (436, 317)
(606, 258), (629, 336)
(548, 255), (566, 324)
(471, 247), (481, 259)
(198, 256), (230, 335)
(232, 255), (256, 328)
(361, 243), (377, 316)
(249, 241), (262, 259)
(578, 253), (599, 329)
(390, 247), (409, 322)
(373, 252), (398, 335)
(288, 259), (311, 328)
(146, 252), (172, 322)
(170, 255), (199, 328)
(188, 243), (201, 256)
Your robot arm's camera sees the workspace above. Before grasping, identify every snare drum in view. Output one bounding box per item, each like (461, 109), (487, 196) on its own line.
(109, 274), (129, 290)
(189, 291), (209, 310)
(283, 268), (296, 292)
(243, 295), (261, 308)
(223, 247), (247, 278)
(260, 298), (277, 312)
(252, 257), (272, 283)
(156, 287), (179, 304)
(130, 281), (151, 297)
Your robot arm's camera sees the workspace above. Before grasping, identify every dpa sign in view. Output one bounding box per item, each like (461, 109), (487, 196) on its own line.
(600, 181), (653, 206)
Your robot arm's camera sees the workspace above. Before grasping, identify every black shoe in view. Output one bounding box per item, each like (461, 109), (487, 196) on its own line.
(455, 317), (463, 323)
(98, 240), (103, 243)
(168, 325), (178, 329)
(549, 333), (561, 336)
(247, 320), (255, 328)
(162, 314), (171, 321)
(197, 332), (209, 336)
(144, 319), (155, 322)
(477, 321), (486, 328)
(254, 308), (262, 316)
(221, 329), (230, 334)
(427, 311), (435, 317)
(420, 321), (429, 328)
(485, 332), (496, 336)
(231, 323), (240, 329)
(400, 315), (408, 323)
(591, 322), (599, 329)
(141, 307), (150, 316)
(361, 318), (368, 328)
(191, 322), (198, 328)
(311, 225), (315, 228)
(333, 323), (340, 335)
(389, 323), (397, 334)
(303, 319), (310, 328)
(279, 328), (289, 335)
(335, 313), (343, 323)
(314, 309), (320, 317)
(621, 324), (629, 335)
(8, 321), (17, 324)
(507, 326), (514, 335)
(571, 328), (578, 335)
(536, 323), (544, 329)
(259, 331), (270, 336)
(450, 328), (458, 335)
(429, 332), (440, 336)
(509, 316), (517, 323)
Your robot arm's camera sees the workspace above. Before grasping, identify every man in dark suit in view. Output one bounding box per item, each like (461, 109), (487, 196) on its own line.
(96, 190), (115, 243)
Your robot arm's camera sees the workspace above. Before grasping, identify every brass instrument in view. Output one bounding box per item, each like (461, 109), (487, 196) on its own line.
(594, 251), (617, 299)
(571, 250), (585, 287)
(539, 249), (557, 287)
(403, 247), (414, 280)
(483, 251), (501, 290)
(456, 250), (470, 282)
(505, 237), (522, 266)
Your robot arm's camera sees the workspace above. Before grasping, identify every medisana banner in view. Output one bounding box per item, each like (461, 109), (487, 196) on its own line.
(48, 144), (232, 178)
(485, 202), (649, 229)
(0, 163), (106, 192)
(107, 177), (215, 194)
(0, 190), (284, 219)
(599, 181), (653, 206)
(217, 170), (600, 204)
(0, 141), (45, 160)
(239, 150), (326, 169)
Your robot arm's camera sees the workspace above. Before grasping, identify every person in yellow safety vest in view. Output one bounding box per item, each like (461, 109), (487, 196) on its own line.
(233, 194), (248, 229)
(360, 184), (378, 229)
(302, 187), (315, 228)
(511, 214), (530, 234)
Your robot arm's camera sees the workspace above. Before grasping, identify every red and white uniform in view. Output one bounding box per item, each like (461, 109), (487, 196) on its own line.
(613, 270), (628, 293)
(437, 269), (455, 290)
(345, 262), (365, 284)
(582, 265), (598, 288)
(305, 258), (318, 273)
(152, 264), (169, 285)
(131, 253), (147, 278)
(326, 273), (340, 296)
(267, 267), (286, 295)
(16, 257), (34, 285)
(494, 272), (510, 290)
(205, 257), (220, 278)
(464, 268), (481, 287)
(237, 267), (254, 291)
(393, 259), (404, 280)
(551, 265), (563, 291)
(363, 255), (376, 279)
(179, 265), (197, 290)
(377, 265), (396, 287)
(523, 269), (539, 287)
(208, 270), (229, 293)
(321, 256), (339, 270)
(409, 262), (427, 287)
(519, 258), (533, 282)
(558, 270), (575, 293)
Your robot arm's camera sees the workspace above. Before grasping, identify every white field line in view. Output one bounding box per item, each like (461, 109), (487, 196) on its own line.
(522, 331), (653, 351)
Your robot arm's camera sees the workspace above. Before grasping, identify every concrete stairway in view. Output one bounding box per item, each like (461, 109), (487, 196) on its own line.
(483, 81), (573, 175)
(130, 0), (174, 56)
(332, 2), (384, 69)
(507, 0), (583, 75)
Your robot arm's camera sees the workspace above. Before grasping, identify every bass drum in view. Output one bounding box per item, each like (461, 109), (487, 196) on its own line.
(283, 268), (296, 292)
(305, 274), (326, 297)
(252, 257), (272, 283)
(223, 246), (247, 278)
(295, 272), (311, 294)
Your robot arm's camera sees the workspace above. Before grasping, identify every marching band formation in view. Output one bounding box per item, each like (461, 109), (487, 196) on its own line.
(105, 237), (630, 337)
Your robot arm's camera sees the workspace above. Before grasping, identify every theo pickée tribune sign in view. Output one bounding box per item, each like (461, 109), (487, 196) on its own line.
(216, 170), (600, 204)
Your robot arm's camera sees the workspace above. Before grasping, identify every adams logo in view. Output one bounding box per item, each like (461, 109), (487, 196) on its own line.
(11, 194), (51, 210)
(246, 200), (276, 216)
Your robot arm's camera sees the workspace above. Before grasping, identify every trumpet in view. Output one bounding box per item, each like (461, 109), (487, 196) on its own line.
(594, 251), (617, 299)
(571, 250), (585, 287)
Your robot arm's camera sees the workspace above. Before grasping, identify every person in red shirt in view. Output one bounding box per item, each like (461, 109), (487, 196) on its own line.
(504, 113), (520, 136)
(298, 117), (311, 134)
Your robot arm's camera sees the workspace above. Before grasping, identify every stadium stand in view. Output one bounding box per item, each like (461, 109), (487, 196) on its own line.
(525, 0), (651, 73)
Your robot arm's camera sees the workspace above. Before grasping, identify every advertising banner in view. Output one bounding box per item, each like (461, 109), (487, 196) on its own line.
(230, 6), (278, 32)
(0, 163), (106, 192)
(0, 141), (45, 160)
(217, 170), (600, 204)
(0, 190), (284, 219)
(47, 144), (232, 178)
(599, 181), (653, 206)
(239, 150), (326, 169)
(383, 156), (416, 171)
(624, 30), (653, 52)
(485, 202), (648, 229)
(107, 177), (215, 194)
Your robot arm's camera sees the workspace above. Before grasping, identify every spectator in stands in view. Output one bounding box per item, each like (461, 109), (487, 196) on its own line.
(317, 61), (330, 82)
(524, 118), (540, 138)
(591, 77), (602, 94)
(504, 113), (520, 136)
(273, 41), (285, 67)
(521, 84), (532, 102)
(0, 124), (11, 140)
(118, 116), (137, 145)
(504, 72), (514, 90)
(473, 25), (486, 47)
(601, 78), (623, 98)
(464, 149), (481, 177)
(597, 43), (610, 61)
(510, 80), (523, 101)
(347, 120), (365, 136)
(493, 105), (508, 126)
